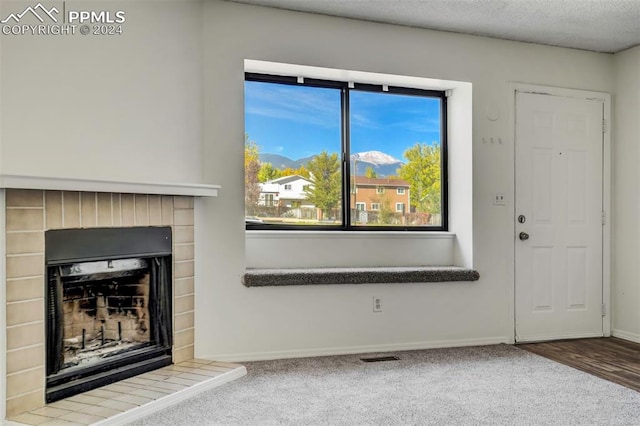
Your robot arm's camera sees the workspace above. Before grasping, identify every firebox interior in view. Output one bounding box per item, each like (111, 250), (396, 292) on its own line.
(45, 227), (173, 402)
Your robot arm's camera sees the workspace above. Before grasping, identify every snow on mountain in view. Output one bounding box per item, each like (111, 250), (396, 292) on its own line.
(350, 151), (404, 177)
(351, 151), (402, 165)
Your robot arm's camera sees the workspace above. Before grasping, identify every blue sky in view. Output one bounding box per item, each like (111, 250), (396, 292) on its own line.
(244, 80), (441, 162)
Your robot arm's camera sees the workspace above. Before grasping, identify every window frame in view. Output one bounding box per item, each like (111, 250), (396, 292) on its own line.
(245, 72), (448, 232)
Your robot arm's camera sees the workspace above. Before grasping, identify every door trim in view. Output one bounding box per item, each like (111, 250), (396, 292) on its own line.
(509, 83), (611, 342)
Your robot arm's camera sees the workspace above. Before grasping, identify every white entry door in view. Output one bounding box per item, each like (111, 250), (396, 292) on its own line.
(515, 91), (604, 342)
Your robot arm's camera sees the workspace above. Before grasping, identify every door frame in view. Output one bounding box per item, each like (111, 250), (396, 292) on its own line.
(508, 83), (611, 342)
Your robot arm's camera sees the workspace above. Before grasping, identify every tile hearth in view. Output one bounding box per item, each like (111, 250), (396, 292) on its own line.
(7, 358), (246, 425)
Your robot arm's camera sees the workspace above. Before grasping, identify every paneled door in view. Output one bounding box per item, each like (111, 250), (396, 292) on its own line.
(515, 91), (604, 342)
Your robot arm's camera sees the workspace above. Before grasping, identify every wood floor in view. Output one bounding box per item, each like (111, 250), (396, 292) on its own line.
(519, 337), (640, 393)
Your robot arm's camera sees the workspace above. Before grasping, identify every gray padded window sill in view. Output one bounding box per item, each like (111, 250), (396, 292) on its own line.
(242, 266), (480, 287)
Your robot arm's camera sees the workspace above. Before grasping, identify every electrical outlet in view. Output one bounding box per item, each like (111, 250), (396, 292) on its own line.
(373, 296), (382, 312)
(493, 192), (506, 206)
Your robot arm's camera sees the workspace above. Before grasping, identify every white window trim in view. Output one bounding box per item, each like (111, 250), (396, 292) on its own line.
(244, 60), (474, 269)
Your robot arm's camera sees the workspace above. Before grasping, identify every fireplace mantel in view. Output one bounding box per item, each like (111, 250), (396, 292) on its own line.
(0, 174), (220, 197)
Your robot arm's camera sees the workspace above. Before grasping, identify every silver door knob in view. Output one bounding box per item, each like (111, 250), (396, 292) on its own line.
(519, 232), (530, 241)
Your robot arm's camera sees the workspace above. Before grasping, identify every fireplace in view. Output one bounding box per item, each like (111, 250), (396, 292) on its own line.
(4, 189), (200, 417)
(44, 227), (173, 402)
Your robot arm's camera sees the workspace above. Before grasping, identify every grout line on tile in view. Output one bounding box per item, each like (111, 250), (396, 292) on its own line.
(6, 320), (45, 329)
(6, 207), (45, 210)
(6, 253), (45, 258)
(5, 230), (46, 234)
(7, 343), (45, 352)
(6, 297), (44, 304)
(6, 275), (45, 281)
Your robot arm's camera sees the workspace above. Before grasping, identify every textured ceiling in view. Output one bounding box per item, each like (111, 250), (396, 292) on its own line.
(228, 0), (640, 53)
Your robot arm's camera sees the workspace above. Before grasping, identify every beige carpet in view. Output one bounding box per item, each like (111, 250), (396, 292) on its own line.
(130, 344), (640, 425)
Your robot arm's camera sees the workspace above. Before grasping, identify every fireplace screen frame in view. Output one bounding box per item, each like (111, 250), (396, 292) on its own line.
(44, 227), (173, 402)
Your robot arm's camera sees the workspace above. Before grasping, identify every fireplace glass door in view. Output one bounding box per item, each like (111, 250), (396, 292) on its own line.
(45, 227), (173, 402)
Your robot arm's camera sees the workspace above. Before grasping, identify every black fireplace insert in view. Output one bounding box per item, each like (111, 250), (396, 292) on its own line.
(45, 227), (173, 402)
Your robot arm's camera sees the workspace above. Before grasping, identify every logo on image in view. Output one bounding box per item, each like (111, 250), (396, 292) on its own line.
(1, 2), (59, 23)
(1, 2), (126, 36)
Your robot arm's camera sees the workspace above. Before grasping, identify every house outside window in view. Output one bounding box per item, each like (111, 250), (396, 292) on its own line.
(245, 73), (447, 230)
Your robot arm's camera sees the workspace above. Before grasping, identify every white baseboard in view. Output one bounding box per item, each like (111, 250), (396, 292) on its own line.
(203, 336), (512, 362)
(612, 329), (640, 343)
(515, 331), (604, 343)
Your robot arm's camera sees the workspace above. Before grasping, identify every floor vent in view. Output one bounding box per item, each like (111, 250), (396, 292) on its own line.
(360, 356), (400, 363)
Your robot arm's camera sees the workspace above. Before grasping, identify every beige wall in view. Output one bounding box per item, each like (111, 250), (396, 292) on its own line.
(198, 1), (613, 361)
(0, 1), (204, 183)
(612, 46), (640, 341)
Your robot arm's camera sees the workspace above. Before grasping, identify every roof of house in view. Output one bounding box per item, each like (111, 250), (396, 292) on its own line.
(260, 183), (280, 193)
(354, 176), (410, 187)
(269, 175), (313, 185)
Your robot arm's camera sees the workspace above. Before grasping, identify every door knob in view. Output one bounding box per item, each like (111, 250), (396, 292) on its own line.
(519, 232), (530, 241)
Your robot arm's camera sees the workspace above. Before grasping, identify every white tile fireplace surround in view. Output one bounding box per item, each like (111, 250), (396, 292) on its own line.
(0, 177), (228, 421)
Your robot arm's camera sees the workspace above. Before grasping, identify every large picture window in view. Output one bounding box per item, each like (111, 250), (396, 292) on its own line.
(244, 73), (447, 231)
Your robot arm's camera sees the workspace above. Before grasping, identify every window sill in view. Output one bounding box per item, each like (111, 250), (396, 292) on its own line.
(242, 266), (479, 287)
(246, 230), (455, 239)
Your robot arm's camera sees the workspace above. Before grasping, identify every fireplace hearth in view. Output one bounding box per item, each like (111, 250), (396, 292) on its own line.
(45, 227), (173, 402)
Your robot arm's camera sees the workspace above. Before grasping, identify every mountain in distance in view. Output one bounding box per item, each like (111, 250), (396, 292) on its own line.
(258, 150), (404, 177)
(351, 151), (401, 165)
(351, 151), (404, 177)
(258, 153), (314, 170)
